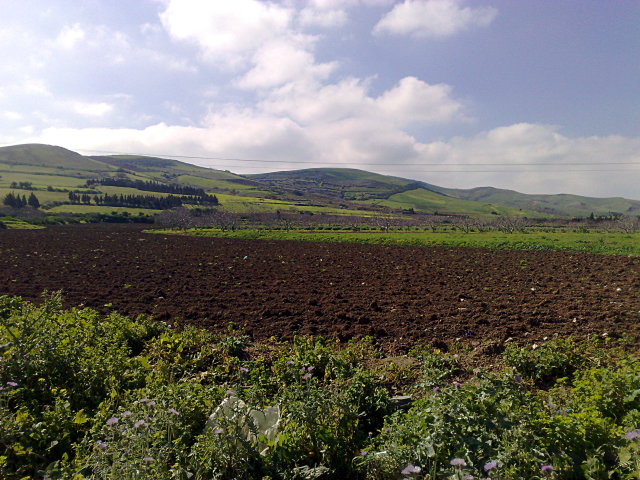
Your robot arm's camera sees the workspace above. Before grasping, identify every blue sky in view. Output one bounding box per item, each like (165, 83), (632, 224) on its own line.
(1, 0), (638, 199)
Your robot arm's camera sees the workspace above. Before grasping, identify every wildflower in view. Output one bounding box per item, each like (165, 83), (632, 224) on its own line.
(139, 398), (148, 403)
(359, 450), (368, 456)
(146, 400), (156, 407)
(167, 408), (179, 415)
(453, 381), (461, 388)
(514, 375), (522, 383)
(6, 381), (18, 387)
(625, 429), (640, 440)
(213, 428), (223, 434)
(286, 360), (295, 365)
(142, 456), (154, 463)
(401, 464), (421, 475)
(540, 464), (554, 475)
(463, 476), (475, 480)
(96, 441), (107, 451)
(122, 411), (132, 417)
(433, 386), (440, 393)
(484, 460), (497, 472)
(106, 417), (119, 426)
(225, 389), (235, 396)
(134, 419), (147, 428)
(302, 373), (312, 380)
(239, 366), (249, 373)
(450, 458), (467, 467)
(306, 366), (314, 372)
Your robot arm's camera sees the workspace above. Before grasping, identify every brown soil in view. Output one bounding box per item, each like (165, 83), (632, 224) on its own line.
(1, 224), (639, 353)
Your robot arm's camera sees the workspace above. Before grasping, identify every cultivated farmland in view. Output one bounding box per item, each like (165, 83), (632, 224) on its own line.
(1, 224), (638, 354)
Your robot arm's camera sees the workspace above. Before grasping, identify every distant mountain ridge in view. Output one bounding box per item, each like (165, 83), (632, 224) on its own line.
(1, 143), (638, 218)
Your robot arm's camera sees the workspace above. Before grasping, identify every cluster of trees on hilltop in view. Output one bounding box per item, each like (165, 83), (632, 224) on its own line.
(3, 192), (40, 208)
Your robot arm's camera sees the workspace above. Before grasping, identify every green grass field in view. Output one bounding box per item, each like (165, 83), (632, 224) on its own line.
(0, 216), (45, 229)
(157, 228), (640, 256)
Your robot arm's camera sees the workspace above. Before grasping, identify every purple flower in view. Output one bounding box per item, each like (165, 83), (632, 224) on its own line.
(514, 375), (522, 383)
(401, 464), (421, 475)
(433, 386), (440, 393)
(302, 373), (312, 380)
(625, 429), (640, 440)
(6, 381), (18, 387)
(286, 360), (295, 365)
(307, 366), (314, 372)
(122, 411), (132, 418)
(106, 417), (119, 426)
(450, 458), (467, 467)
(541, 464), (554, 475)
(96, 441), (107, 450)
(226, 389), (235, 396)
(213, 428), (223, 434)
(167, 408), (179, 416)
(239, 366), (249, 373)
(359, 450), (368, 456)
(134, 419), (147, 428)
(453, 381), (462, 388)
(142, 456), (154, 463)
(146, 400), (156, 407)
(139, 398), (148, 403)
(484, 460), (497, 471)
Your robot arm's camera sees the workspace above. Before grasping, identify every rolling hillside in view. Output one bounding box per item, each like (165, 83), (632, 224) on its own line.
(1, 144), (638, 218)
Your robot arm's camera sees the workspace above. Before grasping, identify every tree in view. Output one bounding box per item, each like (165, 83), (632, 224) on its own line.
(28, 193), (40, 209)
(3, 192), (17, 208)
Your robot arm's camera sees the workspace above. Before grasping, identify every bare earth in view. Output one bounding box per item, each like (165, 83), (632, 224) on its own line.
(1, 224), (638, 353)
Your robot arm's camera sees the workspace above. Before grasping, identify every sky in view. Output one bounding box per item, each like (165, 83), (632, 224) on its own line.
(1, 0), (639, 199)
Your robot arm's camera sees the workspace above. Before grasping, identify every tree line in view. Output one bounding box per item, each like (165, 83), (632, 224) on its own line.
(2, 192), (40, 208)
(68, 191), (218, 209)
(87, 177), (215, 198)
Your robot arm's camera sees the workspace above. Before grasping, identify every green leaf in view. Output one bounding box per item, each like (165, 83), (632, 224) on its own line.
(73, 409), (88, 424)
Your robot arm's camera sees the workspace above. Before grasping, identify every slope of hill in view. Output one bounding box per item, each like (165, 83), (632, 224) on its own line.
(0, 144), (114, 172)
(433, 186), (640, 218)
(1, 144), (638, 218)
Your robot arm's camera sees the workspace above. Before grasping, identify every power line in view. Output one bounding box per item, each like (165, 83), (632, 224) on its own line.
(78, 148), (640, 168)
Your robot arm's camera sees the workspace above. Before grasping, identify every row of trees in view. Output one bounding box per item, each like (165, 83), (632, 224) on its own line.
(68, 191), (219, 209)
(87, 177), (215, 199)
(2, 192), (40, 209)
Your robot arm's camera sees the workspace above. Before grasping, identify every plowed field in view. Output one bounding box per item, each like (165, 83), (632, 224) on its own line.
(1, 224), (639, 352)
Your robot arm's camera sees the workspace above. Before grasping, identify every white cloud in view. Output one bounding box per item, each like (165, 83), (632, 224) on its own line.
(299, 1), (349, 28)
(261, 76), (467, 126)
(410, 124), (640, 197)
(2, 111), (23, 121)
(55, 23), (86, 49)
(236, 41), (337, 89)
(160, 0), (294, 69)
(373, 0), (497, 38)
(69, 101), (114, 117)
(375, 76), (468, 125)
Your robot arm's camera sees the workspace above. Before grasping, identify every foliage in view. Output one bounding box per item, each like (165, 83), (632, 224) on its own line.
(0, 295), (638, 479)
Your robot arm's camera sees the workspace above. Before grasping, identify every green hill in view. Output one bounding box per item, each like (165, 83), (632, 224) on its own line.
(1, 144), (638, 218)
(433, 186), (640, 218)
(0, 144), (114, 172)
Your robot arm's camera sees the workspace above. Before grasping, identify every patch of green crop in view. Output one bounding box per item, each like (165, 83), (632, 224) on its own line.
(0, 217), (44, 229)
(154, 228), (640, 256)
